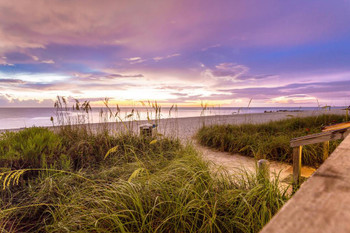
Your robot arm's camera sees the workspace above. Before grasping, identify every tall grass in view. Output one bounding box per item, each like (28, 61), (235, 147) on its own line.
(0, 128), (184, 232)
(197, 114), (346, 167)
(0, 98), (292, 232)
(0, 141), (289, 232)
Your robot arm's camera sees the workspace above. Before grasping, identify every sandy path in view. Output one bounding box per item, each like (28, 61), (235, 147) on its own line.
(195, 143), (315, 181)
(167, 109), (342, 181)
(159, 109), (340, 181)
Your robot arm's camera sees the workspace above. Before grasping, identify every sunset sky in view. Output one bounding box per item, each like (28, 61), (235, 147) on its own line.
(0, 0), (350, 107)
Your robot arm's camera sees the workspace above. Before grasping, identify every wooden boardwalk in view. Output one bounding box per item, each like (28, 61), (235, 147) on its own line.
(260, 134), (350, 233)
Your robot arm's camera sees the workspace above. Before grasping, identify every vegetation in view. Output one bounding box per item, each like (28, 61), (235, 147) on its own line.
(8, 98), (345, 232)
(0, 126), (288, 232)
(0, 128), (63, 170)
(197, 114), (346, 167)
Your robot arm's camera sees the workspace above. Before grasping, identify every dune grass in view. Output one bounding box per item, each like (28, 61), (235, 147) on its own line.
(0, 125), (289, 232)
(0, 97), (295, 232)
(197, 114), (346, 167)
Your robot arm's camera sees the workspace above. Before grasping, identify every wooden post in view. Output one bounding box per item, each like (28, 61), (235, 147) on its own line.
(257, 159), (270, 182)
(293, 146), (302, 190)
(323, 141), (329, 161)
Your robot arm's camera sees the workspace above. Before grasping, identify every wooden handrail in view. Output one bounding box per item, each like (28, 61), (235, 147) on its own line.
(260, 134), (350, 233)
(322, 122), (350, 132)
(290, 128), (350, 147)
(291, 124), (350, 189)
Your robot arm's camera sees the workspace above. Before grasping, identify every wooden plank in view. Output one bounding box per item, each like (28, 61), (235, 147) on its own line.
(290, 128), (350, 147)
(293, 146), (302, 189)
(322, 121), (350, 132)
(260, 135), (350, 233)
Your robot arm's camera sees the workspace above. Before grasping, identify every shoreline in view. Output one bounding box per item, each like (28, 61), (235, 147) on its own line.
(1, 109), (346, 140)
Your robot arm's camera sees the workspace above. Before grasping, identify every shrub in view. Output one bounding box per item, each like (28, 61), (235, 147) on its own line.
(0, 128), (63, 170)
(197, 114), (345, 167)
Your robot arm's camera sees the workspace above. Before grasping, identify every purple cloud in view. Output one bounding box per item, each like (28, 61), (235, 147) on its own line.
(0, 78), (25, 84)
(0, 0), (349, 107)
(221, 80), (350, 101)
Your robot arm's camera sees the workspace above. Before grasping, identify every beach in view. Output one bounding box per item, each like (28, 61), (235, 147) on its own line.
(2, 108), (343, 180)
(79, 108), (346, 141)
(1, 108), (346, 138)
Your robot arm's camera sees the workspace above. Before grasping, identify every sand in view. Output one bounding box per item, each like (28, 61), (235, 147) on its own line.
(1, 109), (346, 180)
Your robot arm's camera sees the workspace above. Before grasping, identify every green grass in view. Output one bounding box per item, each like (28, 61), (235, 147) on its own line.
(0, 127), (289, 232)
(197, 114), (346, 167)
(0, 128), (62, 168)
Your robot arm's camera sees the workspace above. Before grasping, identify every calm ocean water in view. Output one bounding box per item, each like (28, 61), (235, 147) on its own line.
(0, 107), (344, 130)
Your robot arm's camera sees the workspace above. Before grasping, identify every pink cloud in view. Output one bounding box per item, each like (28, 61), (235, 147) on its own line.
(2, 0), (346, 57)
(0, 0), (349, 107)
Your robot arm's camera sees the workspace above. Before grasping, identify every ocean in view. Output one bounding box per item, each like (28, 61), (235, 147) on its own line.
(0, 107), (344, 130)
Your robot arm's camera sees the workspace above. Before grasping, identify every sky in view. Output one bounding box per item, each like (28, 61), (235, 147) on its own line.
(0, 0), (350, 107)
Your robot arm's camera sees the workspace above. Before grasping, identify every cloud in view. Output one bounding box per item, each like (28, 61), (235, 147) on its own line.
(67, 96), (107, 103)
(108, 74), (143, 78)
(31, 55), (39, 61)
(0, 94), (54, 107)
(0, 57), (13, 66)
(156, 85), (204, 92)
(203, 63), (276, 87)
(73, 72), (144, 81)
(124, 57), (146, 64)
(0, 70), (145, 94)
(5, 52), (34, 63)
(2, 0), (346, 58)
(211, 63), (249, 78)
(31, 55), (54, 64)
(2, 51), (56, 65)
(269, 94), (316, 104)
(41, 59), (55, 64)
(125, 57), (142, 61)
(220, 80), (350, 102)
(201, 44), (221, 51)
(153, 53), (180, 62)
(0, 78), (25, 84)
(0, 1), (350, 107)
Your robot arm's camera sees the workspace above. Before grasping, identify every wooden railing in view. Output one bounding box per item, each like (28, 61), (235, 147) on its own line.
(290, 122), (350, 189)
(260, 133), (350, 233)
